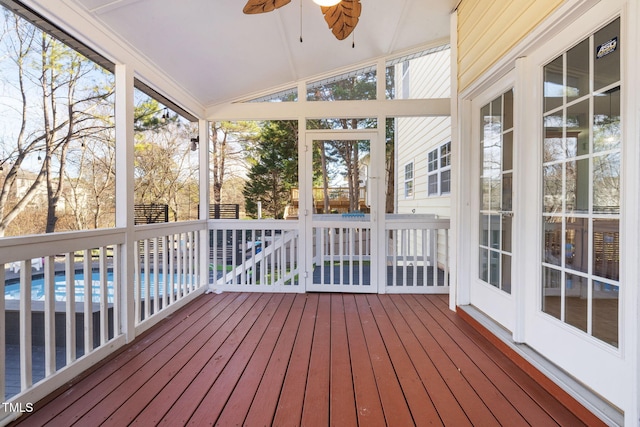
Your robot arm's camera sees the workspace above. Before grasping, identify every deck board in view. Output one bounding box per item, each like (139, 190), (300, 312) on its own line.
(10, 292), (603, 427)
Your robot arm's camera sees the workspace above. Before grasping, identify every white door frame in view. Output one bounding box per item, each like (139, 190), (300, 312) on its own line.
(302, 130), (381, 293)
(468, 71), (517, 332)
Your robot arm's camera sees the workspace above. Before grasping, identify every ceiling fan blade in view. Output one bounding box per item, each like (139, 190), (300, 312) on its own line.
(243, 0), (291, 14)
(321, 0), (361, 40)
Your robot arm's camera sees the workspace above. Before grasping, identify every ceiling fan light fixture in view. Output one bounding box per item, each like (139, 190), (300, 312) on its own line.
(312, 0), (341, 6)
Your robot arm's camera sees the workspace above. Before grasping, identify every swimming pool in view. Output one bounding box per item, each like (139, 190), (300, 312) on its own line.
(3, 271), (182, 303)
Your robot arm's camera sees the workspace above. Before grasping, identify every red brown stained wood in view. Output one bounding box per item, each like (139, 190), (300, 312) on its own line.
(10, 292), (604, 427)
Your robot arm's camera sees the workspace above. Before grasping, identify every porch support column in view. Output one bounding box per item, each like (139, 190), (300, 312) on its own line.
(198, 119), (211, 290)
(115, 64), (136, 343)
(449, 8), (459, 310)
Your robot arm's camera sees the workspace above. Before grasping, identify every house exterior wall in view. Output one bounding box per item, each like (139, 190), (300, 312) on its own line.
(457, 0), (564, 92)
(396, 48), (451, 217)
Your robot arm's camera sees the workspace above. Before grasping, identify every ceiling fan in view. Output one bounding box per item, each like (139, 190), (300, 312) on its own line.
(243, 0), (362, 41)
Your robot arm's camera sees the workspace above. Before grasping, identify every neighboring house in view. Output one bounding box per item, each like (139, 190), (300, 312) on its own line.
(395, 48), (452, 219)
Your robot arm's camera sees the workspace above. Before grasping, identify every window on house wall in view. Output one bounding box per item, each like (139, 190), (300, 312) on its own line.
(404, 162), (414, 198)
(541, 17), (620, 348)
(0, 1), (116, 236)
(427, 141), (451, 196)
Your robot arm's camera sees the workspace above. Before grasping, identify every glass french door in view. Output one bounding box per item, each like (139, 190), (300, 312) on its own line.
(304, 131), (379, 292)
(472, 82), (516, 331)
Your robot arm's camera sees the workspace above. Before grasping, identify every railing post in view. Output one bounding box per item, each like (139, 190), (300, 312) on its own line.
(115, 63), (136, 343)
(199, 119), (211, 292)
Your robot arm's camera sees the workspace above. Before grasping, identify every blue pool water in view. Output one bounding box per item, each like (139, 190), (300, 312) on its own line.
(4, 271), (180, 303)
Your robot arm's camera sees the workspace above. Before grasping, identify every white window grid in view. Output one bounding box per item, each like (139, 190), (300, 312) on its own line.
(427, 141), (451, 196)
(404, 161), (414, 198)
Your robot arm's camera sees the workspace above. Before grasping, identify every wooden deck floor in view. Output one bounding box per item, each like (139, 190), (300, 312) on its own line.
(11, 292), (604, 426)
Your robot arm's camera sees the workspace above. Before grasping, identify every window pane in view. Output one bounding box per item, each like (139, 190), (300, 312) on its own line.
(405, 163), (413, 179)
(566, 217), (588, 274)
(593, 219), (619, 280)
(565, 158), (589, 213)
(386, 46), (450, 100)
(480, 178), (490, 210)
(544, 217), (562, 266)
(503, 90), (514, 130)
(566, 99), (590, 157)
(307, 118), (377, 130)
(544, 55), (564, 112)
(428, 174), (438, 195)
(502, 131), (513, 171)
(428, 150), (438, 171)
(594, 87), (621, 152)
(440, 142), (451, 167)
(565, 273), (588, 332)
(502, 215), (512, 253)
(592, 281), (618, 346)
(594, 18), (620, 91)
(307, 66), (376, 101)
(405, 181), (413, 198)
(543, 164), (562, 213)
(502, 254), (512, 294)
(440, 170), (451, 194)
(479, 248), (489, 282)
(480, 214), (489, 246)
(481, 104), (491, 141)
(542, 267), (562, 320)
(502, 172), (512, 211)
(489, 250), (500, 287)
(490, 178), (502, 211)
(566, 39), (590, 101)
(489, 214), (501, 249)
(543, 114), (564, 162)
(593, 153), (620, 213)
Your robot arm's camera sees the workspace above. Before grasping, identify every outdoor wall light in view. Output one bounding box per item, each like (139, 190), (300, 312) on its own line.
(190, 136), (199, 152)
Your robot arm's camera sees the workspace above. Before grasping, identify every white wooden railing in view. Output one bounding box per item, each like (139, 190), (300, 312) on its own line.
(384, 215), (450, 293)
(133, 222), (205, 332)
(1, 215), (449, 423)
(0, 222), (208, 424)
(208, 220), (300, 293)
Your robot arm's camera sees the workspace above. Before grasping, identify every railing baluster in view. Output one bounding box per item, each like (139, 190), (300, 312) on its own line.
(113, 245), (121, 336)
(270, 228), (276, 286)
(443, 229), (449, 286)
(100, 247), (108, 344)
(83, 249), (93, 354)
(19, 259), (32, 391)
(153, 237), (159, 315)
(411, 228), (418, 286)
(44, 256), (55, 376)
(65, 253), (76, 365)
(422, 229), (428, 287)
(143, 239), (150, 319)
(134, 241), (140, 323)
(169, 234), (175, 304)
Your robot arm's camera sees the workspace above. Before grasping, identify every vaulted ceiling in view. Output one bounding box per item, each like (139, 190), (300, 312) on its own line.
(34, 0), (455, 111)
